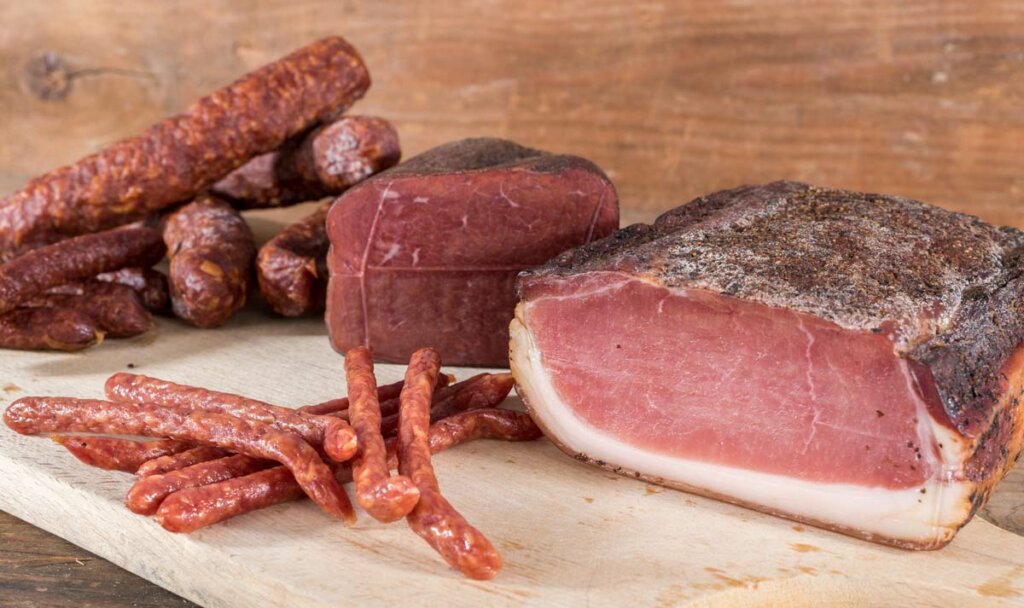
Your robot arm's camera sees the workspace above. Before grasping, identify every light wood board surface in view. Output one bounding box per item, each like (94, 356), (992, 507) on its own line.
(2, 309), (1024, 607)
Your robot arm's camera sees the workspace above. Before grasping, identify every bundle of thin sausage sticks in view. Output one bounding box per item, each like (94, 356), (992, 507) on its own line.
(4, 347), (541, 579)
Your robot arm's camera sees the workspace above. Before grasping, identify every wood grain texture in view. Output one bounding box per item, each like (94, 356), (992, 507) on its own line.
(3, 306), (1024, 606)
(0, 511), (195, 608)
(1, 1), (1022, 227)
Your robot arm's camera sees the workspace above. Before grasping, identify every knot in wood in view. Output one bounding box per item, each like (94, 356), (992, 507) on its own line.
(26, 52), (71, 101)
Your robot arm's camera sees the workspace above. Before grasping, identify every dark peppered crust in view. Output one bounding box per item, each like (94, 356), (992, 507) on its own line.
(524, 181), (1024, 438)
(0, 36), (370, 258)
(373, 137), (611, 183)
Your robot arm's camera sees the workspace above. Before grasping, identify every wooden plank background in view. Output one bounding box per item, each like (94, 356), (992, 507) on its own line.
(0, 0), (1022, 227)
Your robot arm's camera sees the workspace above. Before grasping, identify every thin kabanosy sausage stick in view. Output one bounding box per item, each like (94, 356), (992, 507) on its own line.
(379, 373), (514, 437)
(137, 446), (229, 477)
(342, 347), (419, 522)
(299, 378), (407, 415)
(154, 409), (541, 533)
(126, 454), (274, 515)
(397, 348), (503, 580)
(50, 436), (190, 473)
(4, 397), (356, 524)
(104, 373), (357, 462)
(299, 374), (454, 417)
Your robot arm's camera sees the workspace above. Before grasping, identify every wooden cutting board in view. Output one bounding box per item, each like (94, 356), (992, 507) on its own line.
(2, 311), (1024, 607)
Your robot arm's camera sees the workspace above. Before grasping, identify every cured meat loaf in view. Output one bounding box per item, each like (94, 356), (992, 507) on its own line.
(326, 138), (619, 366)
(511, 180), (1024, 550)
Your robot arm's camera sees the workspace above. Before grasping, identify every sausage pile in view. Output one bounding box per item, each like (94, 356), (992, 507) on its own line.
(0, 36), (402, 349)
(2, 347), (542, 580)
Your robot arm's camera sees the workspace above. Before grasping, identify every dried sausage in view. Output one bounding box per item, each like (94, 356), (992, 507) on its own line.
(0, 225), (165, 314)
(95, 267), (170, 313)
(256, 202), (329, 317)
(156, 466), (305, 533)
(3, 397), (355, 524)
(104, 372), (357, 461)
(379, 373), (514, 437)
(161, 196), (256, 328)
(212, 116), (401, 209)
(0, 36), (369, 258)
(396, 348), (503, 579)
(34, 281), (153, 338)
(51, 435), (190, 473)
(137, 446), (228, 477)
(0, 307), (101, 351)
(342, 347), (418, 522)
(299, 378), (407, 415)
(126, 454), (273, 515)
(154, 409), (539, 533)
(298, 374), (456, 416)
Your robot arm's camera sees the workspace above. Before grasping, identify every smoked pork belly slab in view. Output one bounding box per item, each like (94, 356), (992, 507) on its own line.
(510, 181), (1024, 549)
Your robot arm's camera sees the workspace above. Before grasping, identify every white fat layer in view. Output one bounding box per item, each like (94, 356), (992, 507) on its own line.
(511, 308), (974, 547)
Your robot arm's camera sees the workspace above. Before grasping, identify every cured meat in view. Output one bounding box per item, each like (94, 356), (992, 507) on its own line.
(162, 196), (256, 328)
(326, 138), (619, 366)
(0, 36), (369, 258)
(511, 180), (1024, 550)
(0, 307), (101, 351)
(211, 116), (401, 209)
(256, 202), (330, 317)
(51, 436), (190, 473)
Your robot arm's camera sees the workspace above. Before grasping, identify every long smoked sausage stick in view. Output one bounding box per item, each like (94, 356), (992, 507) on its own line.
(299, 378), (408, 415)
(397, 348), (503, 580)
(341, 347), (419, 522)
(50, 436), (191, 473)
(137, 447), (229, 477)
(0, 225), (165, 315)
(154, 409), (541, 533)
(104, 373), (357, 461)
(3, 397), (356, 524)
(126, 454), (275, 515)
(0, 36), (370, 259)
